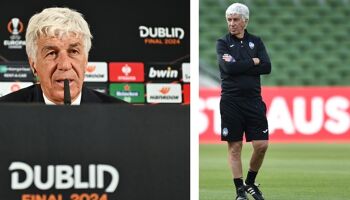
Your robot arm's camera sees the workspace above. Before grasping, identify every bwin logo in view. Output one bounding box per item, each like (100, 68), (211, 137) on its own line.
(149, 67), (178, 78)
(9, 162), (119, 193)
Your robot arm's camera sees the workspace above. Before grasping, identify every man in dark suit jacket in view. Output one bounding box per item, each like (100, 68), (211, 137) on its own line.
(0, 7), (125, 105)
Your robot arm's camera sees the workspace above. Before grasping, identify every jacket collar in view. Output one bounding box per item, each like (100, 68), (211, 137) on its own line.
(230, 29), (249, 41)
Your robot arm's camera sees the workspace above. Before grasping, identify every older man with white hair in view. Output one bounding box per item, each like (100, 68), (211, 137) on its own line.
(0, 7), (125, 104)
(216, 3), (271, 200)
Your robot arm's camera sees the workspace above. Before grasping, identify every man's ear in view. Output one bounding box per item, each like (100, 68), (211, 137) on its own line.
(28, 57), (37, 75)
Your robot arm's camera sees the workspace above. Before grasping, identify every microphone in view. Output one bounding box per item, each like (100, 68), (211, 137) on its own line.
(64, 79), (71, 105)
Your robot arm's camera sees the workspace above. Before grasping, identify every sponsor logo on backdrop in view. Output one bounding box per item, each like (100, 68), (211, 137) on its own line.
(199, 87), (350, 143)
(84, 62), (108, 82)
(146, 83), (182, 103)
(0, 82), (33, 97)
(86, 65), (95, 73)
(149, 67), (178, 78)
(11, 83), (20, 91)
(118, 84), (139, 96)
(3, 18), (26, 49)
(122, 65), (131, 76)
(109, 83), (145, 103)
(7, 18), (24, 35)
(0, 65), (8, 73)
(139, 25), (185, 45)
(9, 162), (119, 199)
(159, 87), (170, 94)
(182, 63), (190, 83)
(109, 62), (144, 82)
(146, 64), (180, 81)
(0, 63), (34, 81)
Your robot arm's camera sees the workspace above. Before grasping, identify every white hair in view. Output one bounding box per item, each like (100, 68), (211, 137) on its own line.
(225, 3), (249, 27)
(25, 7), (92, 61)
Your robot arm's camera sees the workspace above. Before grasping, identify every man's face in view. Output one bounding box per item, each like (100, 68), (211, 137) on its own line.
(226, 13), (246, 37)
(30, 34), (87, 104)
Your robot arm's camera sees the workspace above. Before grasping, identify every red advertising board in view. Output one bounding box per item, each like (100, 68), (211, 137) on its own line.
(109, 62), (144, 82)
(199, 87), (350, 143)
(183, 84), (190, 104)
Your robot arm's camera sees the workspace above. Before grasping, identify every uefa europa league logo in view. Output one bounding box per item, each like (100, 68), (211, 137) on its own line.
(4, 17), (26, 49)
(8, 17), (24, 35)
(11, 18), (20, 34)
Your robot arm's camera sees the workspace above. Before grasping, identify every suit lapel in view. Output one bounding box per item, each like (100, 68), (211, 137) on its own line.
(33, 84), (45, 103)
(81, 86), (101, 103)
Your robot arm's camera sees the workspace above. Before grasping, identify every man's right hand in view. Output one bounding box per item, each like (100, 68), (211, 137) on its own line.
(222, 54), (235, 62)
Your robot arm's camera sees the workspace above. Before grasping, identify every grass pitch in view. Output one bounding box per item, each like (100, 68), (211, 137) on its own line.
(199, 143), (350, 200)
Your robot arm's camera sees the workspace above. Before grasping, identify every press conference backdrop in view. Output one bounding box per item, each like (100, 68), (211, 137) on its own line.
(0, 0), (190, 104)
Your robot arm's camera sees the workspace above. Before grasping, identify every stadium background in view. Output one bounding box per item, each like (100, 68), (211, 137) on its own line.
(0, 0), (190, 104)
(199, 0), (350, 199)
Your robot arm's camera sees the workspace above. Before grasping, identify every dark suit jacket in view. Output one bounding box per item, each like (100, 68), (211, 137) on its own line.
(0, 84), (126, 104)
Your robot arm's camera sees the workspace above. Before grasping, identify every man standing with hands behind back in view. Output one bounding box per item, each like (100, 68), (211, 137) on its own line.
(0, 7), (125, 104)
(216, 3), (271, 200)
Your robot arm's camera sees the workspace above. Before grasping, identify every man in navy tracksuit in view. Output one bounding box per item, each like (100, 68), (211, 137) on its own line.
(216, 3), (271, 200)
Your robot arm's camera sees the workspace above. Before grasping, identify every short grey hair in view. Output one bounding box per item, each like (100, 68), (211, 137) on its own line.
(225, 3), (249, 27)
(25, 7), (92, 61)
